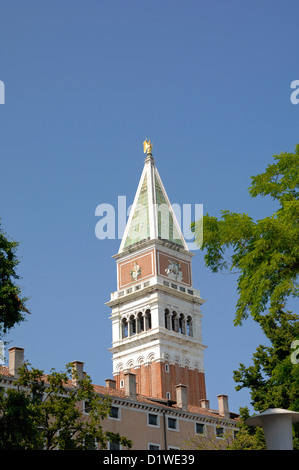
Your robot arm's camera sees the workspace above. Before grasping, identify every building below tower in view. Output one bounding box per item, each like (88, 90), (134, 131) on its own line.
(0, 347), (239, 450)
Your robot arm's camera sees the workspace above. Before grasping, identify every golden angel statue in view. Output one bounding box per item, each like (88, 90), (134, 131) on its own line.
(143, 138), (153, 154)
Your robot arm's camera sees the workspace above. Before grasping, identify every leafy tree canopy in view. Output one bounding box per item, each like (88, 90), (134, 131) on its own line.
(0, 219), (29, 337)
(192, 145), (299, 448)
(0, 362), (132, 450)
(193, 145), (298, 326)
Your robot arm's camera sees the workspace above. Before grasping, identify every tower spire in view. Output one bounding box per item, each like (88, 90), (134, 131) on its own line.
(118, 140), (188, 253)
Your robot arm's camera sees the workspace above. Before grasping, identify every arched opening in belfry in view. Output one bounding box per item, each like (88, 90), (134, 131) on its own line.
(145, 309), (152, 330)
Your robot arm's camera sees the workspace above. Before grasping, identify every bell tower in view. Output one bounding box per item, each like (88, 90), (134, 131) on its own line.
(107, 140), (207, 405)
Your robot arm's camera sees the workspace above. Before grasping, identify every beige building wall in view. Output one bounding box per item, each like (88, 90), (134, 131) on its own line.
(99, 398), (236, 450)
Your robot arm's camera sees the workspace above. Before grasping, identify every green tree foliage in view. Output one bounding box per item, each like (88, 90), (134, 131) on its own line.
(183, 427), (235, 450)
(0, 362), (132, 450)
(0, 220), (29, 337)
(233, 309), (299, 410)
(227, 408), (266, 450)
(192, 145), (299, 448)
(193, 145), (298, 326)
(0, 388), (41, 449)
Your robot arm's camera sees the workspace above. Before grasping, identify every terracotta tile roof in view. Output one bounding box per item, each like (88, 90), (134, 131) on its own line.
(93, 383), (238, 421)
(0, 366), (238, 422)
(93, 383), (126, 398)
(0, 366), (12, 377)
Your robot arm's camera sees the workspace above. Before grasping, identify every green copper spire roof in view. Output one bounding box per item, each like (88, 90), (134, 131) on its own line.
(123, 174), (150, 249)
(119, 145), (188, 253)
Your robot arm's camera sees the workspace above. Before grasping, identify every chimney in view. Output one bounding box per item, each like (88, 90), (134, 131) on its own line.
(199, 399), (210, 409)
(71, 360), (84, 386)
(105, 378), (116, 389)
(124, 372), (137, 400)
(217, 394), (230, 419)
(175, 384), (188, 411)
(8, 347), (24, 378)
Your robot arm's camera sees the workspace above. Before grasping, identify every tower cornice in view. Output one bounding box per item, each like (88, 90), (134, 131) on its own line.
(113, 238), (195, 261)
(106, 277), (206, 309)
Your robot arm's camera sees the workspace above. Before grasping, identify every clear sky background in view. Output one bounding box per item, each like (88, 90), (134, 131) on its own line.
(0, 0), (298, 415)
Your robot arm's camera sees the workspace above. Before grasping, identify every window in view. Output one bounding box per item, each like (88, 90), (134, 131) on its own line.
(148, 443), (160, 450)
(166, 392), (171, 400)
(165, 309), (193, 338)
(187, 316), (193, 337)
(216, 426), (224, 438)
(179, 313), (186, 334)
(109, 440), (121, 450)
(171, 312), (178, 332)
(122, 318), (128, 338)
(120, 379), (124, 388)
(122, 310), (151, 338)
(109, 406), (120, 420)
(145, 309), (152, 330)
(84, 434), (97, 450)
(84, 400), (91, 414)
(129, 315), (136, 336)
(164, 308), (170, 329)
(37, 427), (47, 450)
(167, 417), (178, 430)
(137, 312), (144, 333)
(32, 391), (43, 402)
(196, 423), (205, 435)
(148, 413), (159, 427)
(165, 363), (169, 373)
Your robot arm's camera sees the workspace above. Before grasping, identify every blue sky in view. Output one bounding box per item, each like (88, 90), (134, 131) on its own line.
(0, 0), (298, 415)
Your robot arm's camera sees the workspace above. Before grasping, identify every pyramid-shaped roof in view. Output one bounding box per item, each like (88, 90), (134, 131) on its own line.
(119, 144), (189, 253)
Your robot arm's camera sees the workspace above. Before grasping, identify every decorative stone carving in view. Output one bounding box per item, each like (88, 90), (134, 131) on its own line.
(165, 260), (183, 282)
(130, 262), (141, 281)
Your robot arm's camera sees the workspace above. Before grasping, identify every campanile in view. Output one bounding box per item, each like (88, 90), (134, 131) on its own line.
(107, 140), (207, 405)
